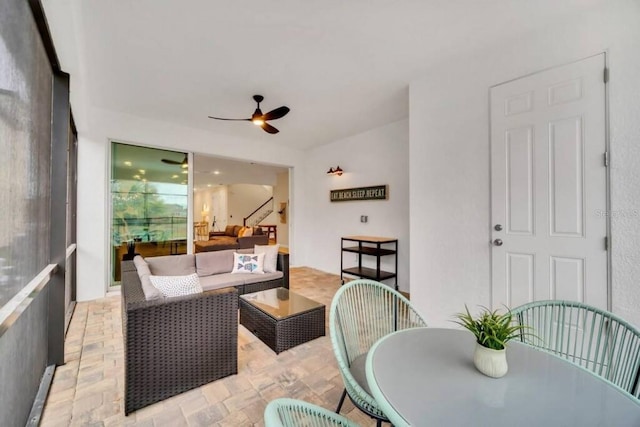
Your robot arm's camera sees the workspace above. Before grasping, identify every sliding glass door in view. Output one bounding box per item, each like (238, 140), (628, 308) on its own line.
(110, 142), (189, 285)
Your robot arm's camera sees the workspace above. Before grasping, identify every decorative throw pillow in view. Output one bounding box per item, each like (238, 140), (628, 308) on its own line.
(149, 273), (203, 297)
(237, 226), (247, 237)
(242, 226), (253, 237)
(254, 244), (280, 273)
(224, 225), (235, 237)
(231, 252), (265, 274)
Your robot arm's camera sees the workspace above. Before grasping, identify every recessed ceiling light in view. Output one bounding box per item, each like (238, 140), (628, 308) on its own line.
(141, 178), (147, 182)
(139, 169), (145, 174)
(182, 170), (188, 174)
(213, 170), (220, 175)
(124, 161), (132, 167)
(171, 174), (179, 179)
(133, 174), (141, 179)
(207, 184), (212, 187)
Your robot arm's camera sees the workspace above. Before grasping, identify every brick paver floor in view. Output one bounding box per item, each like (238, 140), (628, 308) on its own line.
(40, 267), (376, 426)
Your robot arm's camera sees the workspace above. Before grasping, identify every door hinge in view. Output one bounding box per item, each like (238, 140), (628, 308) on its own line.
(605, 236), (609, 251)
(604, 151), (609, 167)
(604, 67), (609, 83)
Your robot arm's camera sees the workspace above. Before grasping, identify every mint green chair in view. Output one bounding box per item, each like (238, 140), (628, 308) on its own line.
(264, 398), (360, 427)
(329, 279), (427, 426)
(512, 300), (640, 398)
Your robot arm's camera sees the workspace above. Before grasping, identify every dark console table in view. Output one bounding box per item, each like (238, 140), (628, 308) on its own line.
(340, 235), (398, 289)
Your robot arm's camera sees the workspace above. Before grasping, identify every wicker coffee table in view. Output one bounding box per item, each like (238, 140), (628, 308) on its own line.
(239, 287), (325, 354)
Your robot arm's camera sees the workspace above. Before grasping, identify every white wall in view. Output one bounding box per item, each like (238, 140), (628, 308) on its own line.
(193, 185), (227, 229)
(409, 1), (640, 327)
(210, 186), (228, 231)
(297, 119), (410, 291)
(76, 107), (305, 300)
(227, 184), (273, 226)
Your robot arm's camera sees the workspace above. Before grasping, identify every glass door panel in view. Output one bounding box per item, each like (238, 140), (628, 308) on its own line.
(111, 142), (188, 285)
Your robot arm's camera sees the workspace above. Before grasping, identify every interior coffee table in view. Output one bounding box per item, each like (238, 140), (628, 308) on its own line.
(239, 287), (325, 354)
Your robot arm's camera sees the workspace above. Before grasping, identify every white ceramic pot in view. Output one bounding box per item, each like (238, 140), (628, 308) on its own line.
(473, 343), (508, 378)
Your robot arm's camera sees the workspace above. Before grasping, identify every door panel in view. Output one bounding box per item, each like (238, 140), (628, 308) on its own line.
(506, 126), (534, 235)
(507, 253), (535, 307)
(549, 116), (584, 237)
(550, 256), (585, 301)
(491, 54), (607, 311)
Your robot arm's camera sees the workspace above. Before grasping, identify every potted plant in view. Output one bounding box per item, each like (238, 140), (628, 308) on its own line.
(453, 305), (526, 378)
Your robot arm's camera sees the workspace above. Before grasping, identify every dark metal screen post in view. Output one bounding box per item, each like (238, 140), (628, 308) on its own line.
(48, 71), (71, 366)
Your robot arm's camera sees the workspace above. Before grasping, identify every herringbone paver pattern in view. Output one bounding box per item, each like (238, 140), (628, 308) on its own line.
(41, 268), (376, 426)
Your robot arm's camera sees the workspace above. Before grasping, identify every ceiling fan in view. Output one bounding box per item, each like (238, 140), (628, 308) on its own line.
(208, 95), (290, 134)
(161, 153), (188, 168)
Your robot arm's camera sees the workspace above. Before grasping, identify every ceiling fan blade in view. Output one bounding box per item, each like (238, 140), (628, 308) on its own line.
(162, 154), (188, 166)
(161, 159), (182, 165)
(261, 123), (279, 134)
(262, 106), (290, 121)
(208, 116), (251, 121)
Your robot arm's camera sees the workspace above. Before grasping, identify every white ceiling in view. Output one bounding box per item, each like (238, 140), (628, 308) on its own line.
(111, 142), (287, 188)
(43, 0), (603, 150)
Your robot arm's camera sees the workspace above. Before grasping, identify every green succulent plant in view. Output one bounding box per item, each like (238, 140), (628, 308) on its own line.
(453, 305), (528, 351)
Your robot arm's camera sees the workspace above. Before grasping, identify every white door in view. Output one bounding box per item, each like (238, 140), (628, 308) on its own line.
(490, 54), (608, 311)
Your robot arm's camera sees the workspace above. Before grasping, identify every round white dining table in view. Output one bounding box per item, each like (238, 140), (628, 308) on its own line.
(366, 327), (640, 427)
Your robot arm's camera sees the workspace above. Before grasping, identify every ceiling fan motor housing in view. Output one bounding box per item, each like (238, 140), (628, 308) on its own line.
(252, 108), (263, 120)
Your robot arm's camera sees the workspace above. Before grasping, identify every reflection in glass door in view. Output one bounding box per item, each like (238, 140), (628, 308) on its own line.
(110, 142), (189, 285)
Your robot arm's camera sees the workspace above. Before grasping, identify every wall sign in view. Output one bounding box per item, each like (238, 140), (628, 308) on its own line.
(330, 185), (388, 202)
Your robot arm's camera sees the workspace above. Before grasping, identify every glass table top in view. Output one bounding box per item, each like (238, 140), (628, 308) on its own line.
(240, 287), (324, 320)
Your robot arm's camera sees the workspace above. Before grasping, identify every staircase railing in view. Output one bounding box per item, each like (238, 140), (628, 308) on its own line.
(243, 197), (274, 227)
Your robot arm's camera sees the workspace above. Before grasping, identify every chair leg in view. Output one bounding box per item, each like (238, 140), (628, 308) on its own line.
(336, 388), (347, 414)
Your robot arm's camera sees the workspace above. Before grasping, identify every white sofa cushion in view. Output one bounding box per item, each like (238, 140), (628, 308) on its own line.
(231, 252), (265, 274)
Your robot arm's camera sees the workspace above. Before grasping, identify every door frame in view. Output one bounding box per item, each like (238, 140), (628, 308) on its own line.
(488, 52), (612, 311)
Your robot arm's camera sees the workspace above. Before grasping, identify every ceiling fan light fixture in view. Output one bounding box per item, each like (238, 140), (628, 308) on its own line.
(327, 167), (335, 174)
(251, 108), (264, 126)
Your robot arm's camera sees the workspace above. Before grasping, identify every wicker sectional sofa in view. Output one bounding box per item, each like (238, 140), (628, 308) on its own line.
(121, 248), (289, 414)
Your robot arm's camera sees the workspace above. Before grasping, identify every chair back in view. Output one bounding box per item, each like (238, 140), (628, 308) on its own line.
(512, 300), (640, 398)
(329, 279), (427, 416)
(264, 398), (360, 427)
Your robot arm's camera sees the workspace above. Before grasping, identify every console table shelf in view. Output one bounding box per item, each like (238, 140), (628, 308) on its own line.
(340, 236), (398, 289)
(342, 246), (397, 256)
